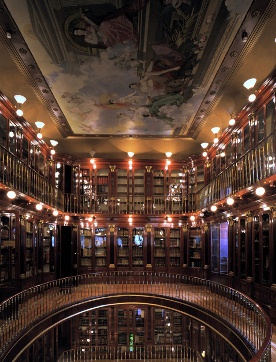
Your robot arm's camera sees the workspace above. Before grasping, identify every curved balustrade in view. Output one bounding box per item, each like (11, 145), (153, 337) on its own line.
(0, 272), (271, 361)
(59, 345), (203, 361)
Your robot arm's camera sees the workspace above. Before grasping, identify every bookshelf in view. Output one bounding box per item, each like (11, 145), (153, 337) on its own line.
(0, 213), (16, 284)
(262, 213), (270, 284)
(117, 168), (128, 214)
(132, 227), (144, 268)
(95, 227), (107, 268)
(189, 227), (202, 268)
(97, 169), (109, 213)
(153, 227), (166, 268)
(80, 227), (92, 267)
(153, 170), (165, 214)
(117, 227), (130, 268)
(42, 223), (55, 274)
(169, 228), (181, 269)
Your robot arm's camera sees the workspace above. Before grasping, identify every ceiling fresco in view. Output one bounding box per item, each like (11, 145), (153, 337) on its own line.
(4, 0), (253, 138)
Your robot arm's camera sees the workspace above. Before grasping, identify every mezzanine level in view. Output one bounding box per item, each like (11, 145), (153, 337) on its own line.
(1, 131), (276, 217)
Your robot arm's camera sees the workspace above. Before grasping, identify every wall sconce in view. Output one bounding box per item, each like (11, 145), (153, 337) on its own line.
(211, 127), (220, 143)
(64, 215), (70, 221)
(243, 78), (257, 102)
(36, 203), (43, 211)
(255, 186), (265, 196)
(14, 95), (26, 116)
(229, 114), (235, 126)
(90, 158), (97, 169)
(226, 197), (234, 206)
(53, 209), (59, 217)
(89, 150), (96, 168)
(128, 152), (134, 170)
(50, 140), (58, 155)
(165, 152), (172, 170)
(128, 216), (133, 224)
(210, 205), (217, 212)
(248, 93), (256, 102)
(166, 216), (172, 222)
(201, 143), (208, 157)
(35, 121), (45, 139)
(190, 215), (195, 222)
(129, 159), (133, 170)
(7, 190), (16, 199)
(243, 78), (256, 89)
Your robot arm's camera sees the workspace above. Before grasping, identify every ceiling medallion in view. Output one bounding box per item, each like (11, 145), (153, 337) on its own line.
(35, 78), (42, 83)
(53, 107), (59, 111)
(230, 51), (237, 57)
(19, 48), (27, 54)
(251, 9), (261, 18)
(222, 67), (229, 72)
(28, 64), (35, 70)
(42, 89), (49, 94)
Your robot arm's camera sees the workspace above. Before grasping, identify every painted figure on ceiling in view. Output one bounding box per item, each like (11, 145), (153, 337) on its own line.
(72, 0), (150, 48)
(74, 12), (137, 48)
(129, 60), (181, 95)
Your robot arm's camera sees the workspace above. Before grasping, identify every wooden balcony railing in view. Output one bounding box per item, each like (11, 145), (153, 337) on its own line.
(0, 146), (63, 210)
(0, 272), (271, 361)
(198, 133), (276, 210)
(1, 132), (275, 215)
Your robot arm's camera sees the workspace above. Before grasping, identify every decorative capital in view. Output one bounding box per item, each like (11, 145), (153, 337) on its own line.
(145, 224), (152, 232)
(109, 165), (116, 172)
(227, 216), (234, 226)
(145, 166), (152, 172)
(182, 223), (188, 231)
(248, 112), (255, 120)
(109, 224), (115, 232)
(271, 207), (276, 218)
(246, 211), (253, 222)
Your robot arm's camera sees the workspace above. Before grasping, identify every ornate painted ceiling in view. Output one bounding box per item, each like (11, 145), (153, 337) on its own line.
(0, 0), (275, 159)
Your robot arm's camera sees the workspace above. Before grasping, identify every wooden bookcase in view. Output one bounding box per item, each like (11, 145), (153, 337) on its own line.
(188, 227), (202, 268)
(153, 227), (166, 269)
(0, 212), (17, 285)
